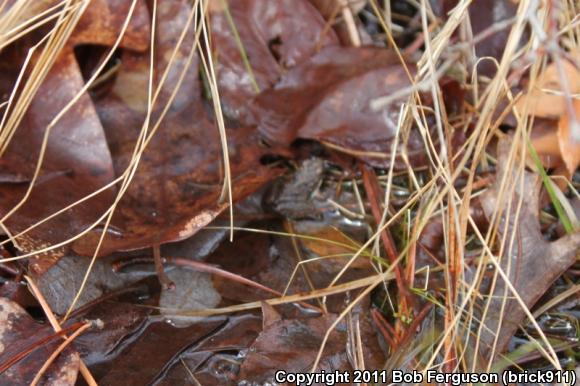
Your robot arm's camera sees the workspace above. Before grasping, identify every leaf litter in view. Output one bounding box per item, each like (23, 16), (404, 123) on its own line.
(0, 0), (578, 384)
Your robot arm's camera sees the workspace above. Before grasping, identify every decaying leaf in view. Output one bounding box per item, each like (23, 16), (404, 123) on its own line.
(251, 46), (429, 168)
(0, 297), (80, 385)
(0, 0), (151, 274)
(34, 255), (128, 314)
(71, 0), (280, 257)
(237, 306), (385, 384)
(0, 0), (280, 265)
(93, 316), (226, 385)
(210, 0), (338, 122)
(237, 314), (349, 383)
(476, 141), (580, 360)
(157, 314), (263, 385)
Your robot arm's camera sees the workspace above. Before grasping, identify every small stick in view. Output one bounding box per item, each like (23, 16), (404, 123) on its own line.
(153, 244), (175, 290)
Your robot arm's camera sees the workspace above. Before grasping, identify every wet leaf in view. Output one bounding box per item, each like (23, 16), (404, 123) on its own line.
(0, 297), (80, 385)
(237, 314), (349, 383)
(476, 140), (580, 360)
(33, 255), (131, 315)
(237, 307), (386, 384)
(0, 51), (116, 274)
(73, 300), (152, 367)
(71, 0), (151, 50)
(69, 0), (280, 256)
(157, 314), (263, 385)
(0, 0), (150, 274)
(210, 0), (338, 122)
(92, 316), (226, 385)
(251, 46), (429, 168)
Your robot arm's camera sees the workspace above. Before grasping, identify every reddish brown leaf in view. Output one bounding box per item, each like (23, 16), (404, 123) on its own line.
(93, 317), (226, 385)
(210, 0), (338, 122)
(0, 0), (151, 274)
(157, 314), (263, 385)
(251, 46), (429, 168)
(0, 51), (117, 274)
(69, 0), (279, 257)
(71, 0), (150, 50)
(237, 314), (349, 383)
(0, 298), (80, 385)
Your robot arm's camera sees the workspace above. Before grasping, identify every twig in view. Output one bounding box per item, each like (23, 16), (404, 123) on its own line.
(153, 244), (175, 290)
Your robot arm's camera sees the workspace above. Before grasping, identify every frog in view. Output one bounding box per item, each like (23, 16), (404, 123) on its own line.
(263, 158), (325, 220)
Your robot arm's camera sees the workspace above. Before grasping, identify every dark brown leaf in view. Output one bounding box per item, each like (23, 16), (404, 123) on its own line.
(93, 316), (226, 385)
(0, 298), (80, 385)
(0, 0), (151, 274)
(236, 307), (386, 384)
(237, 314), (349, 383)
(210, 0), (338, 122)
(251, 46), (429, 168)
(71, 0), (280, 257)
(157, 314), (263, 386)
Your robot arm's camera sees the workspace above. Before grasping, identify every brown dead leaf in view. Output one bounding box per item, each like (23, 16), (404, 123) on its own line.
(157, 314), (263, 385)
(51, 0), (278, 257)
(0, 297), (81, 385)
(210, 0), (338, 123)
(1, 0), (280, 264)
(237, 314), (349, 383)
(237, 304), (386, 384)
(476, 140), (580, 361)
(251, 46), (429, 168)
(0, 0), (151, 274)
(94, 317), (226, 385)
